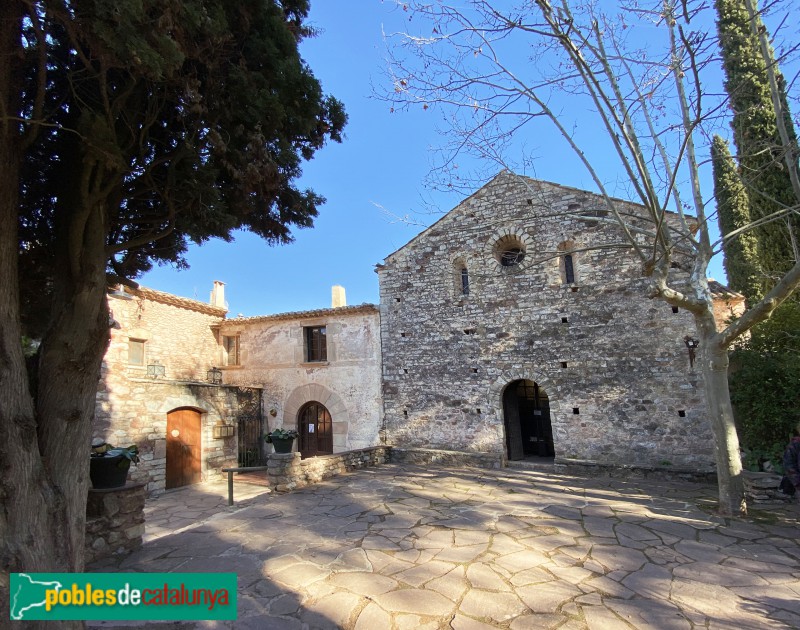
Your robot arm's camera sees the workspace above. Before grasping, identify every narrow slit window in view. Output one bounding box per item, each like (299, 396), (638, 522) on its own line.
(460, 267), (470, 296)
(564, 254), (575, 284)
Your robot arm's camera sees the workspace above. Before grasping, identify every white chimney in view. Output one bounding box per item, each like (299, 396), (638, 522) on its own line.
(332, 285), (346, 308)
(210, 280), (226, 308)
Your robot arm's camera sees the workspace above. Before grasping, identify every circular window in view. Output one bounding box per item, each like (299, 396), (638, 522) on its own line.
(500, 247), (525, 267)
(493, 235), (527, 267)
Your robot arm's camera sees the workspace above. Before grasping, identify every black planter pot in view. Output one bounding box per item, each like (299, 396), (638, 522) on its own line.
(271, 437), (295, 454)
(90, 455), (131, 489)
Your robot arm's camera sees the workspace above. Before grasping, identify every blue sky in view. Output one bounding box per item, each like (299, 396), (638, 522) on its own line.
(137, 1), (728, 317)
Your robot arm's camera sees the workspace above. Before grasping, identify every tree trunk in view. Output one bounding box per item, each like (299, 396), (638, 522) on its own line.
(1, 7), (109, 625)
(696, 311), (746, 516)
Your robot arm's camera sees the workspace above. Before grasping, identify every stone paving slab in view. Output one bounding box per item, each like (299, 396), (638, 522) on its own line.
(89, 464), (800, 629)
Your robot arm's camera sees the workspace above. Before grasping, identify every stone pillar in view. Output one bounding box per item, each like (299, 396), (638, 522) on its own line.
(85, 483), (146, 563)
(267, 452), (303, 491)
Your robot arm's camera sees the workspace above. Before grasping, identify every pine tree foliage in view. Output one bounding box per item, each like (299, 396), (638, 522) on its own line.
(711, 136), (763, 302)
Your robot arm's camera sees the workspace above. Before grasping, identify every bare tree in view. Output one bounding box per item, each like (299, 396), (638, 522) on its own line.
(383, 0), (800, 515)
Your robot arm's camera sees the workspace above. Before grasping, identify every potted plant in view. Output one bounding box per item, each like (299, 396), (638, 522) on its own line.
(90, 439), (140, 489)
(265, 428), (298, 454)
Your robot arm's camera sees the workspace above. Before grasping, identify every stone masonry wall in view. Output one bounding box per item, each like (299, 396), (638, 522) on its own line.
(85, 484), (145, 563)
(97, 288), (242, 494)
(93, 380), (241, 494)
(220, 306), (383, 452)
(378, 172), (715, 472)
(105, 287), (225, 383)
(266, 446), (391, 491)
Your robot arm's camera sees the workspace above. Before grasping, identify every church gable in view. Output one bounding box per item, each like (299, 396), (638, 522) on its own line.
(378, 172), (715, 472)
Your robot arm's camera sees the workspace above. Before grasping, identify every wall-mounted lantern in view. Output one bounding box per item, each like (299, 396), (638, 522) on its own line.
(207, 367), (223, 385)
(146, 360), (165, 379)
(683, 336), (699, 369)
(212, 422), (235, 439)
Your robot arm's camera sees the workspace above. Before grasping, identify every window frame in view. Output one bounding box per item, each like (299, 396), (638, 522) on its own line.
(128, 338), (146, 366)
(223, 334), (240, 366)
(564, 254), (575, 284)
(305, 325), (328, 363)
(460, 267), (470, 296)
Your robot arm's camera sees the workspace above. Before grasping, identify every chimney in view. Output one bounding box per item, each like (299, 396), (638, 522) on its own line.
(210, 281), (226, 308)
(332, 285), (346, 308)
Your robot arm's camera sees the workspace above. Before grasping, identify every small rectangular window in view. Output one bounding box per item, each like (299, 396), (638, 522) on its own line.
(461, 267), (470, 296)
(223, 335), (240, 366)
(305, 326), (327, 362)
(128, 339), (145, 366)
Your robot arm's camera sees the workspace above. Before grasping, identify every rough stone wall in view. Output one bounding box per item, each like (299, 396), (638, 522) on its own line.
(378, 172), (716, 471)
(390, 447), (505, 470)
(220, 307), (383, 452)
(266, 446), (390, 492)
(105, 287), (225, 382)
(85, 484), (146, 563)
(96, 288), (244, 494)
(93, 380), (241, 494)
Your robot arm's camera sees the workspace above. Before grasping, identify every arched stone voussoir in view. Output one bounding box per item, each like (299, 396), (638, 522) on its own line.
(283, 383), (351, 451)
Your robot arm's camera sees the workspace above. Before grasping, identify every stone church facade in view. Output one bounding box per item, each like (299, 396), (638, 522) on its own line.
(95, 172), (744, 493)
(377, 172), (734, 472)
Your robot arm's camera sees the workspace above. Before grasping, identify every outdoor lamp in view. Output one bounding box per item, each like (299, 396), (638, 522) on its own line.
(207, 367), (223, 385)
(146, 360), (165, 379)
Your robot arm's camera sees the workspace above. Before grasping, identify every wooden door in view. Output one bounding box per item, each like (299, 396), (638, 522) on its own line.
(166, 408), (202, 489)
(298, 402), (333, 458)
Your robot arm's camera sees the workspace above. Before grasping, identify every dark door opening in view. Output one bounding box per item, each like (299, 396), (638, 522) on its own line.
(166, 408), (202, 489)
(502, 380), (553, 460)
(298, 401), (333, 459)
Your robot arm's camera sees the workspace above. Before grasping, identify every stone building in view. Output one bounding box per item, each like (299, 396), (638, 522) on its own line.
(377, 172), (725, 473)
(96, 172), (745, 488)
(95, 283), (383, 494)
(218, 298), (383, 458)
(96, 282), (252, 494)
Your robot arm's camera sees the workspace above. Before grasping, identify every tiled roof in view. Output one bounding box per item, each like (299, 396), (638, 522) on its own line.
(221, 303), (378, 325)
(127, 286), (228, 316)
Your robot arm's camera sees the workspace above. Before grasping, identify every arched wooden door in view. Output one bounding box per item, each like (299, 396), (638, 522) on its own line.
(166, 408), (202, 489)
(298, 402), (333, 459)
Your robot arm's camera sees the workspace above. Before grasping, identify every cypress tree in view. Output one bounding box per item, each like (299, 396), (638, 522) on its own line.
(715, 0), (800, 285)
(711, 136), (763, 302)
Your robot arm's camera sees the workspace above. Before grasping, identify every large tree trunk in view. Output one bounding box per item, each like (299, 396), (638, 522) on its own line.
(1, 6), (110, 624)
(696, 311), (746, 516)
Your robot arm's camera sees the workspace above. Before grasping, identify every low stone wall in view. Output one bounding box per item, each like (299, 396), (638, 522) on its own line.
(390, 447), (506, 470)
(553, 458), (717, 483)
(267, 446), (391, 492)
(85, 483), (146, 563)
(743, 470), (792, 503)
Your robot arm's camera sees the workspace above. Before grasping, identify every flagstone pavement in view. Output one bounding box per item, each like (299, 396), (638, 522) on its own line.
(89, 463), (800, 629)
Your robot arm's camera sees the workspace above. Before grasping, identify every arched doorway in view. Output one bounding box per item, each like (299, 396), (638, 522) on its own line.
(298, 401), (333, 459)
(502, 380), (553, 460)
(166, 408), (202, 489)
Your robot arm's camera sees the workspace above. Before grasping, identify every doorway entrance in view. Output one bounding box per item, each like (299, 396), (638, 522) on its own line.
(502, 380), (553, 460)
(166, 408), (202, 489)
(298, 401), (333, 459)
